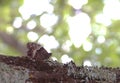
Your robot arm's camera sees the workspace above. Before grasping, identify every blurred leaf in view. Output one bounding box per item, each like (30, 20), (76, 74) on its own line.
(109, 20), (120, 32)
(0, 0), (120, 67)
(0, 0), (11, 6)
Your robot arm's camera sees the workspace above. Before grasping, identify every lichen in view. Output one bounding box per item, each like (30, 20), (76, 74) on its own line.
(0, 42), (119, 83)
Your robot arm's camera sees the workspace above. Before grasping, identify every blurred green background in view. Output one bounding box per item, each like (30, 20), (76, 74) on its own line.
(0, 0), (120, 67)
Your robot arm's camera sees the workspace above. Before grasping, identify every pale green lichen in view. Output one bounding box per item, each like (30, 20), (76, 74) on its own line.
(0, 63), (29, 83)
(66, 62), (116, 82)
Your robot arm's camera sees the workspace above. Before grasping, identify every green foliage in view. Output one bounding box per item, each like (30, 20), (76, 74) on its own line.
(0, 0), (120, 67)
(0, 0), (11, 6)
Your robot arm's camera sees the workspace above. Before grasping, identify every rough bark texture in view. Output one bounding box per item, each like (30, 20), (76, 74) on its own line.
(0, 42), (120, 83)
(0, 63), (29, 83)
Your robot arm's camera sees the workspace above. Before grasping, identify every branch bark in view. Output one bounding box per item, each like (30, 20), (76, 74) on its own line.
(0, 42), (119, 83)
(0, 62), (29, 83)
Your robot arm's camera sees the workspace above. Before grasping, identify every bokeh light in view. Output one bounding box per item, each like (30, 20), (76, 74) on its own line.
(62, 40), (72, 52)
(95, 13), (112, 26)
(1, 0), (120, 67)
(51, 57), (58, 61)
(61, 54), (73, 64)
(95, 48), (102, 55)
(67, 12), (91, 48)
(83, 41), (92, 52)
(13, 17), (22, 28)
(68, 0), (88, 9)
(40, 13), (58, 29)
(6, 26), (14, 33)
(27, 20), (36, 30)
(27, 31), (39, 42)
(103, 0), (120, 20)
(38, 34), (59, 52)
(97, 35), (105, 44)
(19, 0), (54, 20)
(83, 60), (92, 66)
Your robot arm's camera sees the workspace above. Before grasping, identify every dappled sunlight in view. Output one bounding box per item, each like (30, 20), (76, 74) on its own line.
(19, 0), (54, 20)
(62, 40), (72, 52)
(103, 0), (120, 20)
(97, 35), (105, 44)
(68, 0), (88, 9)
(51, 57), (58, 61)
(6, 26), (14, 34)
(61, 54), (73, 64)
(13, 17), (22, 28)
(95, 48), (102, 55)
(38, 34), (59, 52)
(83, 60), (92, 66)
(40, 13), (58, 29)
(83, 40), (92, 52)
(67, 12), (91, 48)
(95, 13), (112, 26)
(27, 31), (39, 42)
(1, 0), (120, 67)
(27, 20), (36, 30)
